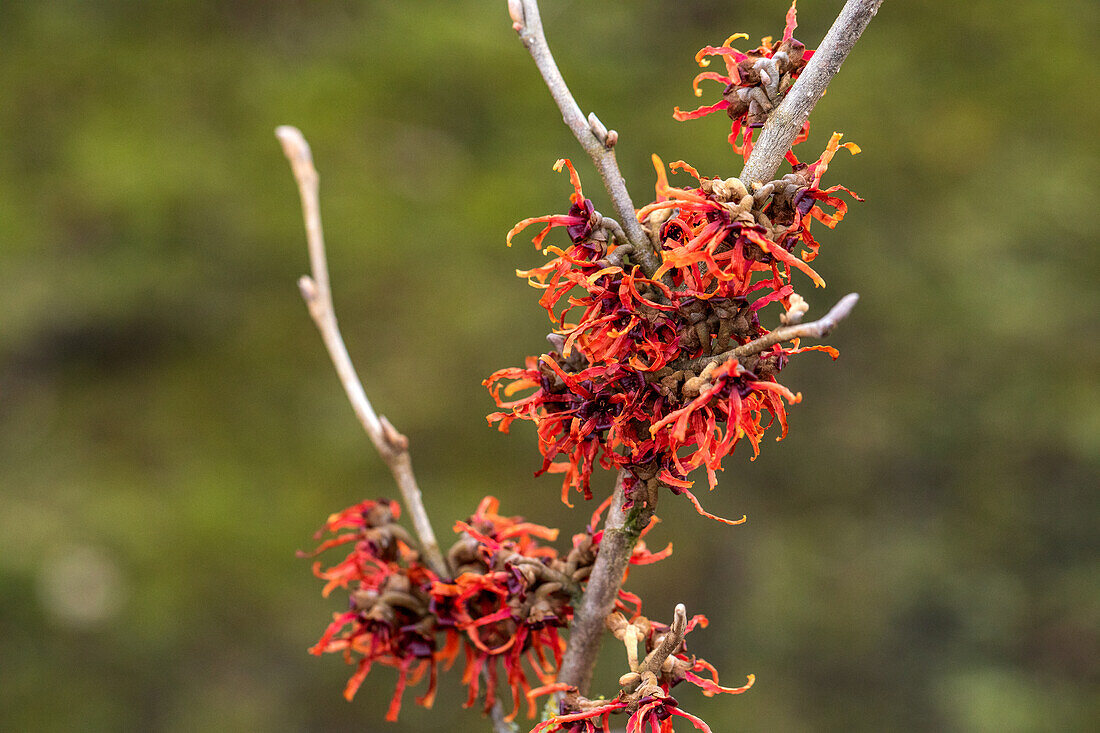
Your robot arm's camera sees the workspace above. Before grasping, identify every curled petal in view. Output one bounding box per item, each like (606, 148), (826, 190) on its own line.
(552, 158), (586, 204)
(681, 487), (747, 526)
(744, 228), (824, 287)
(630, 541), (673, 565)
(343, 657), (372, 701)
(507, 214), (583, 250)
(692, 71), (733, 96)
(683, 670), (756, 696)
(384, 662), (410, 721)
(785, 344), (840, 359)
(668, 160), (703, 181)
(589, 493), (615, 529)
(809, 132), (861, 189)
(668, 707), (714, 732)
(695, 43), (748, 70)
(673, 100), (731, 121)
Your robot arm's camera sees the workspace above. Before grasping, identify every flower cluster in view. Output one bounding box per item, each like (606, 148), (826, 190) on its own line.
(486, 132), (857, 519)
(303, 496), (670, 722)
(433, 496), (572, 720)
(300, 499), (446, 721)
(530, 606), (753, 733)
(674, 0), (811, 160)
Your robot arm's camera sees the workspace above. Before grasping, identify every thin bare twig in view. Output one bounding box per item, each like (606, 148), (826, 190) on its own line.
(740, 0), (885, 187)
(510, 0), (661, 276)
(556, 470), (655, 694)
(682, 292), (859, 373)
(276, 125), (449, 579)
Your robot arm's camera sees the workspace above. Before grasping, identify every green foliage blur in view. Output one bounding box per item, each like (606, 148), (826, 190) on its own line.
(1, 1), (1096, 731)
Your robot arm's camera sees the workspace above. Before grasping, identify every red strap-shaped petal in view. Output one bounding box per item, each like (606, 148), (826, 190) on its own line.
(673, 99), (731, 121)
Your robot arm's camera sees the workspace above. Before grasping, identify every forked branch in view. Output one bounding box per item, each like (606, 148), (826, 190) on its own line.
(276, 126), (449, 579)
(740, 0), (885, 186)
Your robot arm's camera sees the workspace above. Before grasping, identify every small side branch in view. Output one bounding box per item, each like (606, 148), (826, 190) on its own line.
(510, 0), (661, 276)
(641, 603), (687, 676)
(740, 0), (885, 186)
(276, 126), (449, 579)
(556, 470), (655, 694)
(683, 292), (859, 373)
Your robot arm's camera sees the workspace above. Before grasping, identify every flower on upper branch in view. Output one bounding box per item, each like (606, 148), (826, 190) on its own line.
(487, 140), (857, 521)
(674, 0), (811, 159)
(508, 160), (678, 372)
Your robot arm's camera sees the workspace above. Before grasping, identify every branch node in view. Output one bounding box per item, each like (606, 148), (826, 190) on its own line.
(587, 112), (616, 148)
(298, 275), (318, 303)
(379, 415), (410, 452)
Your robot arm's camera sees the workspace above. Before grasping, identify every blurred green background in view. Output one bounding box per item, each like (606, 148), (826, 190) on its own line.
(1, 1), (1096, 731)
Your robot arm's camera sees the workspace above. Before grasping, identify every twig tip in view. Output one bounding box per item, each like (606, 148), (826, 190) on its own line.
(832, 292), (860, 320)
(274, 124), (301, 141)
(276, 124), (305, 152)
(276, 125), (317, 179)
(672, 603), (687, 633)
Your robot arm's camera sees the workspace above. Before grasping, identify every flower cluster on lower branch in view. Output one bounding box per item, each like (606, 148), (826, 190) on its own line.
(302, 496), (670, 723)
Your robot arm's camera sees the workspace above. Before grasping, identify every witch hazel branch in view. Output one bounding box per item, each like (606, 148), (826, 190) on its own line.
(279, 1), (882, 730)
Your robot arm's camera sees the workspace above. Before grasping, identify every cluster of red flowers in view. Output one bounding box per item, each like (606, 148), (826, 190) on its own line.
(300, 499), (447, 720)
(674, 0), (810, 160)
(433, 496), (570, 720)
(486, 143), (856, 520)
(531, 610), (754, 733)
(303, 496), (670, 722)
